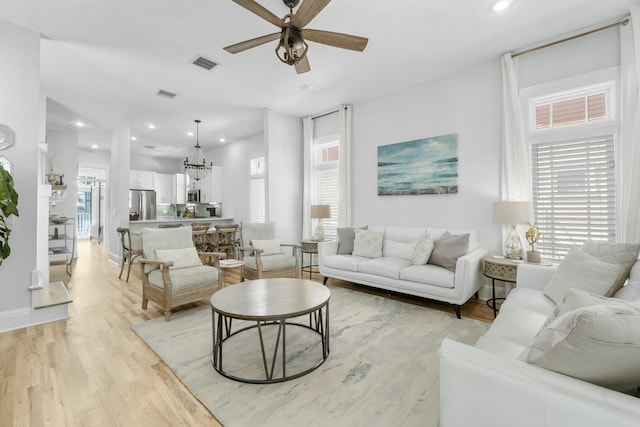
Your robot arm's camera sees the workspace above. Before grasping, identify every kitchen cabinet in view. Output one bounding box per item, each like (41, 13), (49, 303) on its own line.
(173, 173), (186, 204)
(129, 169), (155, 190)
(199, 166), (222, 203)
(155, 173), (172, 204)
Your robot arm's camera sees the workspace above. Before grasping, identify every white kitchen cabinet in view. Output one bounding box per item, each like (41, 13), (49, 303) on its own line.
(172, 173), (186, 204)
(129, 169), (155, 190)
(199, 166), (222, 203)
(155, 173), (172, 203)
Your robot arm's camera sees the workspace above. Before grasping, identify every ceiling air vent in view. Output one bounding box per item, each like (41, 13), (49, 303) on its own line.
(156, 89), (178, 99)
(193, 56), (218, 70)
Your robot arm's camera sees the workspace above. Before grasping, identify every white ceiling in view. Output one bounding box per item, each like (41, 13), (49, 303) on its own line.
(0, 0), (635, 158)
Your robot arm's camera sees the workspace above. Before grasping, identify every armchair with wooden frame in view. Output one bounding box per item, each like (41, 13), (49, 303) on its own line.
(237, 222), (300, 280)
(139, 226), (226, 321)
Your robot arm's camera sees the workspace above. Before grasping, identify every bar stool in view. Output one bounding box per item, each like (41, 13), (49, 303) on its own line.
(215, 224), (240, 259)
(116, 227), (143, 282)
(191, 223), (211, 252)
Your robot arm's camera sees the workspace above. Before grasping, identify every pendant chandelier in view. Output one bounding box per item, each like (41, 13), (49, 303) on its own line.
(184, 119), (212, 182)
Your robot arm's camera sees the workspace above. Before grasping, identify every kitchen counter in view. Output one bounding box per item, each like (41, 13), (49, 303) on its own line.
(130, 217), (232, 224)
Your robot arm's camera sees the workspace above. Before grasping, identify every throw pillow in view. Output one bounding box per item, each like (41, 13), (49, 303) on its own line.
(251, 239), (282, 255)
(155, 247), (202, 270)
(412, 234), (435, 265)
(427, 231), (469, 272)
(580, 240), (640, 296)
(519, 298), (640, 392)
(538, 288), (616, 331)
(543, 248), (625, 305)
(352, 229), (384, 258)
(337, 226), (368, 254)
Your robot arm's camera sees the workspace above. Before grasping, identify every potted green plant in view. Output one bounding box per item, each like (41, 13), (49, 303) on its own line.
(0, 166), (19, 265)
(525, 223), (541, 263)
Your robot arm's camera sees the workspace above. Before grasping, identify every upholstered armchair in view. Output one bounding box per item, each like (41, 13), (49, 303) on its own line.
(238, 222), (300, 280)
(139, 226), (226, 321)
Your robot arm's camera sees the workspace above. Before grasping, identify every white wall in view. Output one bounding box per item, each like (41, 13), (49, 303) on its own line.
(207, 133), (263, 223)
(47, 129), (79, 220)
(265, 110), (303, 244)
(0, 21), (47, 331)
(351, 61), (503, 254)
(131, 154), (183, 174)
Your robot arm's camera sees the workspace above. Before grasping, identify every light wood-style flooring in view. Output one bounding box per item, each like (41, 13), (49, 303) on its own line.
(0, 240), (493, 427)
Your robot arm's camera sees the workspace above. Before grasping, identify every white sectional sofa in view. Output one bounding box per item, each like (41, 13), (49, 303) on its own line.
(318, 225), (487, 318)
(440, 260), (640, 427)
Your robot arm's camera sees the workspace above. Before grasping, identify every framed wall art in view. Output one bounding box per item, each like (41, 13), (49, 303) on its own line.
(378, 133), (458, 196)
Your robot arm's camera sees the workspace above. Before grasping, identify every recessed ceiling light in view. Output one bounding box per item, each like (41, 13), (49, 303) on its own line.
(90, 144), (98, 150)
(187, 132), (194, 137)
(219, 138), (226, 143)
(492, 0), (513, 11)
(147, 123), (156, 129)
(302, 84), (314, 91)
(131, 136), (137, 141)
(75, 121), (85, 127)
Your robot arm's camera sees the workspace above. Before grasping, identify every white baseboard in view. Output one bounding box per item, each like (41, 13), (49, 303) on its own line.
(0, 305), (69, 334)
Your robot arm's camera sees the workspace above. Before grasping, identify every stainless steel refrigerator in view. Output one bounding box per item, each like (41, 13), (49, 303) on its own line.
(129, 189), (156, 220)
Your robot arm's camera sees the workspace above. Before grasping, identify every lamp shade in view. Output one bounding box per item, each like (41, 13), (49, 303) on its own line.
(310, 204), (331, 219)
(493, 201), (533, 225)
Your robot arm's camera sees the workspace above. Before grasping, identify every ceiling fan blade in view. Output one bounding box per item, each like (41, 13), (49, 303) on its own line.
(224, 32), (281, 54)
(295, 55), (311, 74)
(291, 0), (331, 28)
(302, 29), (368, 51)
(232, 0), (284, 28)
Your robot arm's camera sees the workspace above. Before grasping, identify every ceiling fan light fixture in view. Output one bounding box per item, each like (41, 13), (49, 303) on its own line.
(276, 26), (308, 65)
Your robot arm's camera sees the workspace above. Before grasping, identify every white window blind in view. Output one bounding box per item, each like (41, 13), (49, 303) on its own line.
(313, 139), (339, 239)
(250, 157), (265, 223)
(531, 135), (616, 259)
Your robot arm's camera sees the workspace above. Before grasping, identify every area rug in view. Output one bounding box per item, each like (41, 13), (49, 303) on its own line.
(132, 285), (489, 427)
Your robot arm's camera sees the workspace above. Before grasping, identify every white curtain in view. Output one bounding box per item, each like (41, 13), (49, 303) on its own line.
(338, 105), (352, 227)
(619, 9), (640, 242)
(500, 53), (531, 202)
(302, 116), (314, 239)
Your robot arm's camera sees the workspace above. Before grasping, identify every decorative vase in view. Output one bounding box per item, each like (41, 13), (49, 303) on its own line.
(527, 250), (541, 263)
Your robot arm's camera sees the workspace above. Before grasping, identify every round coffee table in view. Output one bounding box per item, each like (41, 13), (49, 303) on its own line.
(210, 278), (330, 384)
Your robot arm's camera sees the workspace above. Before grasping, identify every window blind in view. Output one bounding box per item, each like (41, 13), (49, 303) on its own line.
(531, 135), (615, 259)
(249, 178), (265, 223)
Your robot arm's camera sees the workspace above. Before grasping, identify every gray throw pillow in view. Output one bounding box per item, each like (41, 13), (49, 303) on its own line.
(428, 231), (470, 272)
(337, 226), (368, 254)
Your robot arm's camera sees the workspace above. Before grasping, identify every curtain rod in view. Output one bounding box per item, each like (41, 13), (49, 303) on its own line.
(512, 18), (629, 58)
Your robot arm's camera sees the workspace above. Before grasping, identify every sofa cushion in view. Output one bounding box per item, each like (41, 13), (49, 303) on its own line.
(322, 254), (369, 272)
(499, 288), (556, 317)
(148, 265), (219, 291)
(359, 257), (412, 280)
(613, 260), (640, 301)
(251, 239), (282, 255)
(383, 240), (418, 261)
(155, 247), (202, 270)
(543, 248), (625, 304)
(337, 226), (368, 255)
(428, 231), (470, 272)
(353, 229), (384, 258)
(244, 253), (295, 271)
(412, 234), (434, 265)
(399, 264), (455, 288)
(580, 240), (640, 296)
(478, 304), (550, 349)
(519, 294), (640, 392)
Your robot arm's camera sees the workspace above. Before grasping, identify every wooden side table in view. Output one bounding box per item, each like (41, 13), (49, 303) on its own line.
(482, 256), (518, 318)
(301, 240), (323, 279)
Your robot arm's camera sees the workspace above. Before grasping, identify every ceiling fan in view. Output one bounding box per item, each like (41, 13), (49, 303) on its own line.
(224, 0), (368, 74)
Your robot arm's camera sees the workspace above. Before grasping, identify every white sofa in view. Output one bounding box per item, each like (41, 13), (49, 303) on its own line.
(440, 262), (640, 427)
(318, 225), (487, 318)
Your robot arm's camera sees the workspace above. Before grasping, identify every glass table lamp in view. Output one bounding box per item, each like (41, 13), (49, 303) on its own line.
(310, 204), (331, 240)
(493, 201), (533, 260)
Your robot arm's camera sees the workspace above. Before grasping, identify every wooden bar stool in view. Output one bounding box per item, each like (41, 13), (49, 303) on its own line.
(116, 227), (143, 282)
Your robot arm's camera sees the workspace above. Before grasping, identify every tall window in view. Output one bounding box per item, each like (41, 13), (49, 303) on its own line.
(312, 136), (339, 239)
(250, 157), (265, 223)
(526, 78), (617, 259)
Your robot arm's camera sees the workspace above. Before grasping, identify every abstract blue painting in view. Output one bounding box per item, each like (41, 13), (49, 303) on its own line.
(378, 133), (458, 195)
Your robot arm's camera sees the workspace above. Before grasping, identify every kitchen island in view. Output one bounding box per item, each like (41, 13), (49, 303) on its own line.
(128, 217), (234, 232)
